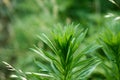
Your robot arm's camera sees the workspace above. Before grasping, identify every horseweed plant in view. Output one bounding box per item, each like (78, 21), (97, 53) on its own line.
(99, 24), (120, 80)
(3, 24), (101, 80)
(31, 24), (101, 80)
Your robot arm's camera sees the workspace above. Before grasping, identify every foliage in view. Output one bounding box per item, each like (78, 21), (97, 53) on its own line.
(98, 22), (120, 80)
(4, 24), (101, 80)
(32, 24), (101, 80)
(1, 0), (120, 80)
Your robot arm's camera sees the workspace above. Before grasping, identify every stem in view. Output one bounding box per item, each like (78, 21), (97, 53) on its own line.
(63, 59), (68, 80)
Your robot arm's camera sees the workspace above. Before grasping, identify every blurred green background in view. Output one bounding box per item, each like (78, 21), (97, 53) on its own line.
(0, 0), (120, 80)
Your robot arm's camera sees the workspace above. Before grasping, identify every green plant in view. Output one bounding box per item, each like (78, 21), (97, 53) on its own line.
(31, 24), (101, 80)
(3, 24), (101, 80)
(98, 23), (120, 80)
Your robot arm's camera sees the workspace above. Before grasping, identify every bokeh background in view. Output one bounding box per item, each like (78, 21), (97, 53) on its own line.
(0, 0), (120, 80)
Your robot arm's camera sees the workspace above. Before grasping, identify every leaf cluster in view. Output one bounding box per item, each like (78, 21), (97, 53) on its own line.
(31, 24), (100, 80)
(98, 24), (120, 80)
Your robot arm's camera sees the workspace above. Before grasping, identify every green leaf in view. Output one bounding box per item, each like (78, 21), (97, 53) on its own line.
(72, 59), (100, 79)
(38, 33), (58, 56)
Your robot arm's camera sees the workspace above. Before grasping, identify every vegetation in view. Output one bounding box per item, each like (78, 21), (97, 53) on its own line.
(98, 22), (120, 80)
(1, 0), (120, 80)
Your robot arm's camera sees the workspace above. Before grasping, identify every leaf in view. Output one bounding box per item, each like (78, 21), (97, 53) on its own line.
(72, 59), (100, 79)
(38, 33), (58, 56)
(72, 29), (87, 53)
(98, 39), (115, 61)
(83, 43), (101, 54)
(73, 43), (101, 64)
(25, 72), (53, 77)
(34, 60), (51, 72)
(31, 48), (50, 62)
